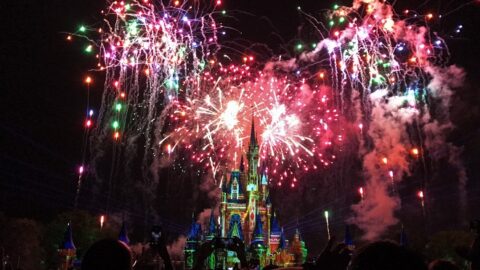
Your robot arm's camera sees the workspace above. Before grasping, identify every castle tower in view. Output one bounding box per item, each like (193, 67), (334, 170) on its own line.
(206, 209), (216, 241)
(245, 119), (260, 244)
(273, 228), (293, 267)
(279, 228), (286, 250)
(247, 117), (259, 188)
(269, 212), (282, 253)
(184, 216), (202, 269)
(118, 222), (130, 245)
(58, 223), (76, 270)
(206, 209), (217, 269)
(220, 174), (228, 237)
(344, 225), (354, 250)
(289, 228), (307, 265)
(251, 213), (264, 245)
(250, 213), (267, 267)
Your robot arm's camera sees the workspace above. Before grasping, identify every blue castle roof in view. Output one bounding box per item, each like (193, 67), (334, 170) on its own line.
(118, 222), (130, 245)
(344, 225), (353, 246)
(227, 214), (244, 240)
(60, 223), (76, 250)
(251, 214), (264, 246)
(270, 213), (281, 235)
(261, 173), (268, 185)
(208, 209), (216, 235)
(279, 228), (286, 250)
(187, 215), (202, 241)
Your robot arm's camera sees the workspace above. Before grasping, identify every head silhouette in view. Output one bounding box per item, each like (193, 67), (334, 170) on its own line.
(81, 239), (132, 270)
(349, 241), (426, 270)
(428, 260), (459, 270)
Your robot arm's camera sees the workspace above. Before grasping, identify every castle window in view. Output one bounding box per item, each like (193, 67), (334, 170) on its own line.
(231, 178), (239, 200)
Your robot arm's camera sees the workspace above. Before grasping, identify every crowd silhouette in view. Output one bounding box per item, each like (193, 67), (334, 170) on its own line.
(77, 219), (480, 270)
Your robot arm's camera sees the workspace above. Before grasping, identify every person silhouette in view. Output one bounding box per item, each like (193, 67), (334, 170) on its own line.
(81, 239), (132, 270)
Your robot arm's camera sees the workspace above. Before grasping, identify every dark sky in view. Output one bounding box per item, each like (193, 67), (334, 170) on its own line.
(1, 0), (479, 241)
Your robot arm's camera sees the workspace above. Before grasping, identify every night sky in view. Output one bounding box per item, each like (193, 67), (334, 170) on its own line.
(1, 0), (480, 247)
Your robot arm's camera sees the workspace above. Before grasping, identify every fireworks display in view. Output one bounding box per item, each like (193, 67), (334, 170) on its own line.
(163, 70), (339, 185)
(71, 0), (470, 240)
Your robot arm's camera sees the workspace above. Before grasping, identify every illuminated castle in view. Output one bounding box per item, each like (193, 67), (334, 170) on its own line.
(184, 120), (307, 269)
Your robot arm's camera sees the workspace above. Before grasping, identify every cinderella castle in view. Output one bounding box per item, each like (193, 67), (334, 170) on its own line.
(184, 120), (308, 269)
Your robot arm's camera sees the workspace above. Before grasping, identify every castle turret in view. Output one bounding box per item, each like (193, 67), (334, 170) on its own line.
(250, 213), (267, 267)
(269, 212), (282, 253)
(249, 116), (258, 149)
(279, 228), (286, 250)
(58, 223), (76, 270)
(344, 225), (354, 249)
(206, 209), (217, 269)
(274, 228), (295, 267)
(290, 228), (307, 265)
(261, 173), (269, 202)
(206, 209), (216, 241)
(247, 118), (259, 190)
(251, 213), (264, 245)
(246, 119), (260, 244)
(60, 223), (75, 250)
(184, 215), (202, 269)
(118, 222), (130, 245)
(228, 171), (244, 202)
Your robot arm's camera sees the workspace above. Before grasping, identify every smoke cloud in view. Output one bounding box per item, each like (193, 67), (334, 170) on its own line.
(350, 89), (418, 240)
(424, 66), (468, 219)
(167, 236), (187, 260)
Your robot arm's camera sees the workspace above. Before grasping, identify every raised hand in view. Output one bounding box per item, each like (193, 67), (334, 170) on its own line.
(315, 236), (352, 270)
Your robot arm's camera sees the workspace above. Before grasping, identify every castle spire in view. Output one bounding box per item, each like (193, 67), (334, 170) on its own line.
(344, 225), (353, 247)
(240, 155), (245, 172)
(60, 223), (76, 250)
(208, 209), (216, 235)
(270, 212), (281, 235)
(249, 116), (257, 147)
(246, 117), (260, 189)
(118, 221), (130, 245)
(58, 223), (76, 270)
(187, 213), (201, 241)
(252, 213), (264, 244)
(279, 227), (286, 250)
